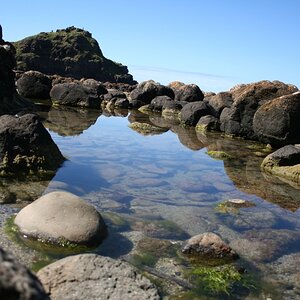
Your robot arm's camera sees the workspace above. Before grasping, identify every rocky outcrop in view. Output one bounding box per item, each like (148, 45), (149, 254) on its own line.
(220, 80), (298, 139)
(253, 91), (300, 146)
(261, 145), (300, 184)
(37, 254), (160, 300)
(14, 191), (107, 246)
(16, 71), (52, 100)
(13, 26), (136, 84)
(0, 114), (64, 175)
(0, 25), (32, 115)
(0, 246), (49, 300)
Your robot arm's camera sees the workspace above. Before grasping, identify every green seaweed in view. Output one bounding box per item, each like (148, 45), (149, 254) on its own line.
(206, 151), (233, 160)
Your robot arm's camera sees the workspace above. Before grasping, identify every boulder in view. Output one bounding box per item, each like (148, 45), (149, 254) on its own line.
(16, 71), (52, 99)
(149, 95), (173, 111)
(0, 114), (64, 175)
(80, 78), (108, 95)
(50, 82), (102, 108)
(261, 145), (300, 184)
(14, 191), (107, 246)
(182, 232), (238, 260)
(0, 247), (49, 300)
(13, 26), (136, 84)
(220, 80), (298, 139)
(196, 115), (219, 132)
(179, 101), (210, 126)
(204, 92), (232, 117)
(37, 254), (160, 300)
(162, 101), (186, 117)
(253, 91), (300, 146)
(169, 81), (204, 102)
(130, 80), (174, 105)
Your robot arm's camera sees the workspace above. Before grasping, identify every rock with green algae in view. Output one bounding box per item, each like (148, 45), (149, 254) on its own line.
(0, 114), (65, 176)
(13, 26), (136, 84)
(129, 121), (168, 136)
(206, 150), (232, 160)
(261, 144), (300, 185)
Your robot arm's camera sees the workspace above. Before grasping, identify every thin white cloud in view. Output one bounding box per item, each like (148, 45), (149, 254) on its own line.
(128, 65), (240, 92)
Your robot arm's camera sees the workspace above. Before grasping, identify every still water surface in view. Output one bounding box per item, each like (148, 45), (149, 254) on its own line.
(1, 106), (300, 299)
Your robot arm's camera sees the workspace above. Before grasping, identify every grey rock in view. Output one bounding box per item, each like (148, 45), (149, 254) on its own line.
(37, 254), (160, 300)
(204, 91), (233, 117)
(169, 81), (204, 102)
(14, 191), (107, 246)
(196, 115), (220, 132)
(0, 246), (49, 300)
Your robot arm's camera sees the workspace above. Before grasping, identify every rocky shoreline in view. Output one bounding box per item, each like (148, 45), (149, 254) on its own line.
(1, 24), (300, 299)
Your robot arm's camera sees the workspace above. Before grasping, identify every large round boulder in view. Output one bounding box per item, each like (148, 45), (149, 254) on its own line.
(50, 82), (102, 108)
(204, 92), (232, 117)
(130, 80), (174, 106)
(169, 81), (204, 102)
(253, 91), (300, 146)
(37, 254), (160, 300)
(16, 71), (52, 100)
(179, 101), (210, 126)
(0, 114), (64, 175)
(14, 191), (107, 246)
(0, 247), (49, 300)
(220, 80), (298, 139)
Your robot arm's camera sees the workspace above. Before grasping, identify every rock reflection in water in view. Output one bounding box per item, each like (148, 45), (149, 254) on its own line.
(38, 106), (102, 136)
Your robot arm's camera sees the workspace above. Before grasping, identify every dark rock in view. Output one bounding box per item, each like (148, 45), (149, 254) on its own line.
(169, 81), (204, 102)
(103, 89), (127, 102)
(0, 26), (32, 115)
(16, 71), (52, 99)
(179, 101), (210, 126)
(0, 246), (49, 300)
(196, 115), (220, 132)
(50, 82), (101, 108)
(0, 114), (64, 175)
(204, 92), (232, 117)
(114, 98), (129, 109)
(130, 80), (174, 105)
(149, 95), (173, 111)
(182, 232), (238, 260)
(253, 91), (300, 146)
(80, 78), (108, 95)
(13, 26), (136, 84)
(220, 81), (298, 139)
(37, 254), (160, 300)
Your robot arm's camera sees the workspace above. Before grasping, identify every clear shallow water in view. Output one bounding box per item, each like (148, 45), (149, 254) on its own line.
(1, 106), (300, 299)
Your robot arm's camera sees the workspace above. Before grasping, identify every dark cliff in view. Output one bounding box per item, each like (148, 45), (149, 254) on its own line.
(13, 26), (136, 84)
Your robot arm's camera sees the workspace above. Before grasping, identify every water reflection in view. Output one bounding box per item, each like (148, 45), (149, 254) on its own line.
(38, 106), (101, 136)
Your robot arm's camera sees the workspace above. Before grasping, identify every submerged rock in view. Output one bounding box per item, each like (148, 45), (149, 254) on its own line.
(14, 191), (107, 246)
(37, 254), (160, 300)
(0, 114), (64, 175)
(0, 246), (49, 300)
(182, 232), (238, 260)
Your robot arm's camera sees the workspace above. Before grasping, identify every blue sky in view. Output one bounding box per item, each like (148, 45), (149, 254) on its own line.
(1, 0), (299, 92)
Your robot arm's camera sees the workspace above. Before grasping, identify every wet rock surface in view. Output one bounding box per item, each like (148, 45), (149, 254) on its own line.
(37, 253), (160, 300)
(0, 114), (64, 175)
